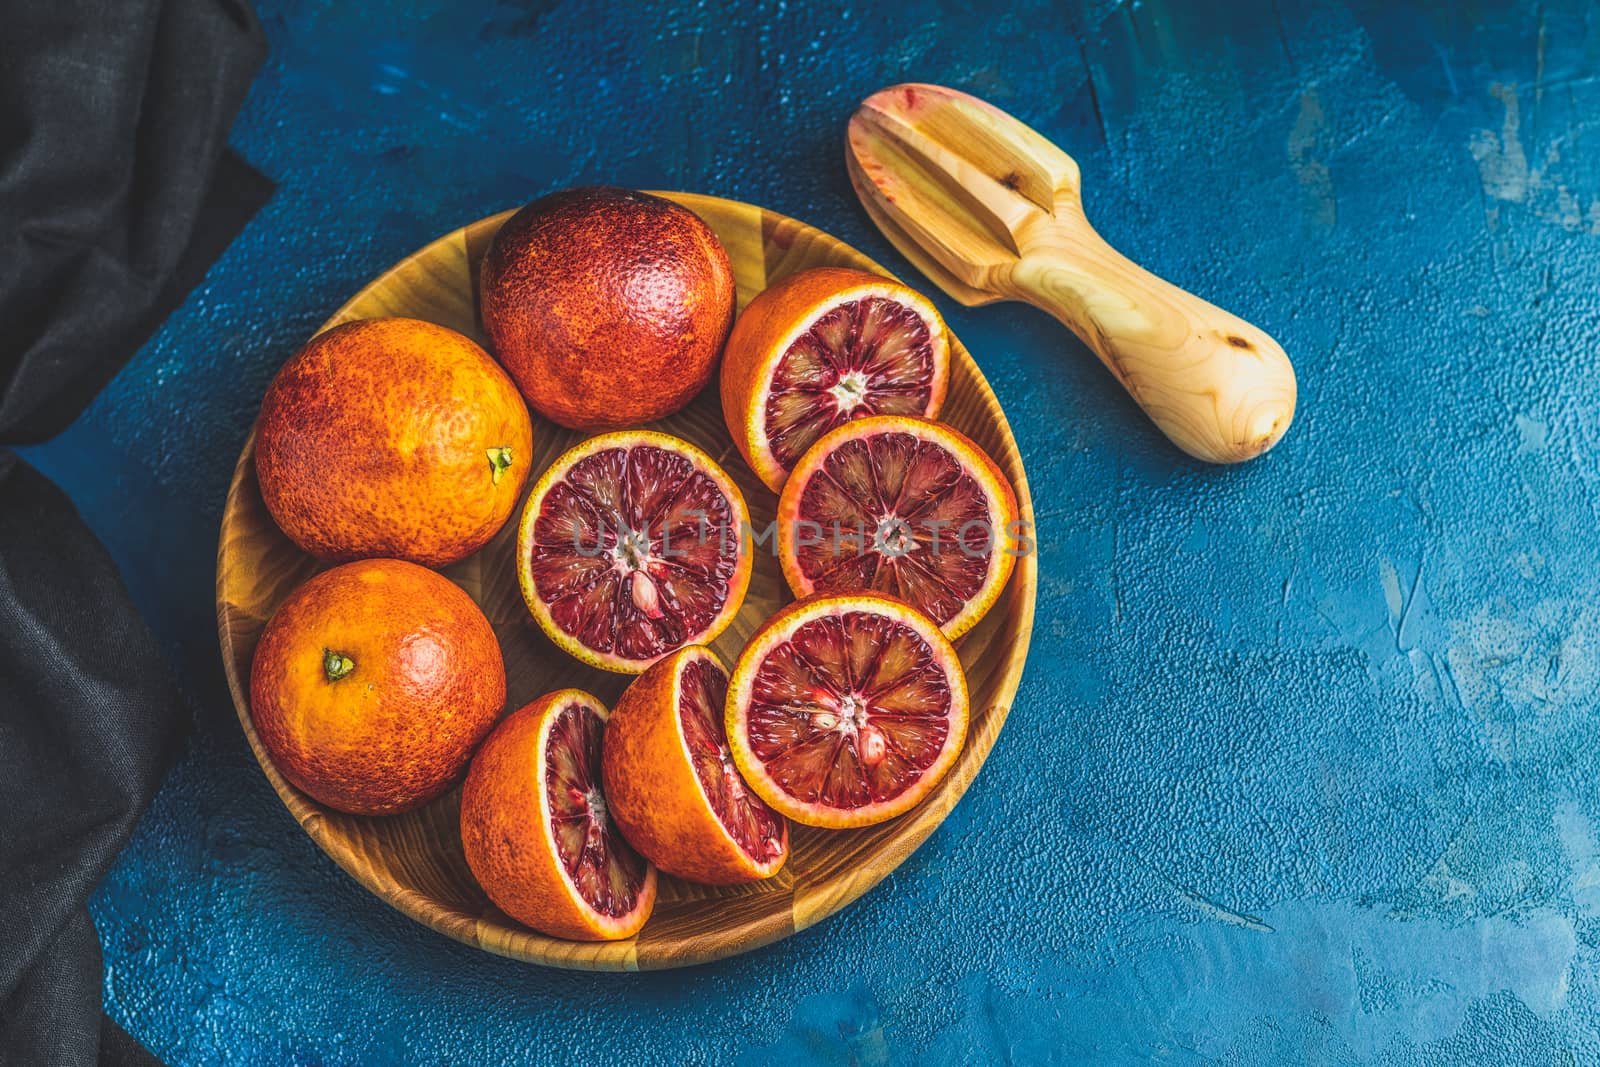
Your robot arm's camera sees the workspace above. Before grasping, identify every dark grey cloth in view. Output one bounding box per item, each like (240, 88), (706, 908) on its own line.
(0, 457), (175, 1067)
(0, 1), (270, 1063)
(0, 0), (271, 443)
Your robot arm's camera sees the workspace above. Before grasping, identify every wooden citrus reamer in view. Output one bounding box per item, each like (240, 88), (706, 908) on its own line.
(847, 83), (1297, 463)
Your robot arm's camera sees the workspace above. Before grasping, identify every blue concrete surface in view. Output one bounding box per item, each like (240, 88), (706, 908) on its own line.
(20, 0), (1600, 1062)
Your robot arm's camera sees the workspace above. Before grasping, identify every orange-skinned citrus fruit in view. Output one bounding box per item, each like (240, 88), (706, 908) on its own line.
(720, 267), (950, 493)
(602, 646), (788, 885)
(776, 415), (1020, 641)
(248, 558), (506, 815)
(726, 593), (969, 829)
(255, 317), (533, 567)
(460, 690), (657, 941)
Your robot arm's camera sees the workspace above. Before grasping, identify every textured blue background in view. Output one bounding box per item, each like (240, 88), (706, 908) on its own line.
(20, 0), (1600, 1062)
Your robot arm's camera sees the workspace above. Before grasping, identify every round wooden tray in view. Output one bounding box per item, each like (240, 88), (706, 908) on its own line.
(215, 192), (1037, 970)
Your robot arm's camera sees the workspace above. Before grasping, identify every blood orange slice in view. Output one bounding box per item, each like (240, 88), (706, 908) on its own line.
(776, 415), (1020, 641)
(726, 593), (969, 829)
(517, 431), (753, 674)
(460, 690), (657, 941)
(602, 646), (789, 884)
(721, 267), (950, 493)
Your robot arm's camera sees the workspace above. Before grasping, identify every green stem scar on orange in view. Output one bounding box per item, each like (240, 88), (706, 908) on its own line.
(487, 446), (514, 485)
(322, 648), (355, 681)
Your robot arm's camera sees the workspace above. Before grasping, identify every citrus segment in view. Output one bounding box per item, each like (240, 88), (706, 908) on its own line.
(678, 655), (788, 869)
(544, 705), (644, 918)
(726, 594), (969, 828)
(603, 647), (788, 884)
(460, 690), (657, 941)
(721, 267), (949, 492)
(777, 415), (1019, 641)
(517, 432), (752, 673)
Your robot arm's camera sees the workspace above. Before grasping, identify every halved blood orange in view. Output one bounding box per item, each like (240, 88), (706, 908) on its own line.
(517, 431), (753, 674)
(721, 267), (950, 493)
(459, 690), (657, 941)
(726, 593), (969, 829)
(602, 646), (789, 885)
(776, 415), (1020, 641)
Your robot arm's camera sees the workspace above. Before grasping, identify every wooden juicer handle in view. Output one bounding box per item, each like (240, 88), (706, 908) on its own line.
(848, 83), (1297, 464)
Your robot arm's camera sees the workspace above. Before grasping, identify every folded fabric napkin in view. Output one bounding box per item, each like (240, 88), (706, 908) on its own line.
(0, 1), (271, 1062)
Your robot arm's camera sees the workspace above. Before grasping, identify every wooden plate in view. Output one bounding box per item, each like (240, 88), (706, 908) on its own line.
(215, 192), (1037, 970)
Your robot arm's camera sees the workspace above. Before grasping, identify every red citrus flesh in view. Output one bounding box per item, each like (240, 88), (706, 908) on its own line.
(778, 416), (1019, 641)
(727, 594), (969, 828)
(721, 268), (950, 493)
(518, 431), (752, 673)
(460, 690), (656, 940)
(764, 295), (943, 471)
(679, 655), (788, 866)
(545, 700), (651, 919)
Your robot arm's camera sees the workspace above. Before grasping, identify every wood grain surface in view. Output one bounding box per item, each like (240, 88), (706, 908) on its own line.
(215, 192), (1037, 970)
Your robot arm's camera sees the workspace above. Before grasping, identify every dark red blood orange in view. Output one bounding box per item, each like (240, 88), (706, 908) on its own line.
(459, 690), (657, 941)
(602, 646), (788, 885)
(777, 415), (1020, 640)
(726, 593), (969, 828)
(721, 267), (950, 492)
(516, 431), (752, 674)
(479, 187), (737, 431)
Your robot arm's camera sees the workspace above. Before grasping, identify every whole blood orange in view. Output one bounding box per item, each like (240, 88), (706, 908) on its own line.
(460, 690), (657, 941)
(726, 593), (969, 829)
(516, 430), (752, 674)
(776, 415), (1020, 641)
(720, 267), (949, 493)
(479, 187), (736, 431)
(255, 317), (533, 567)
(602, 646), (788, 885)
(248, 558), (506, 815)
